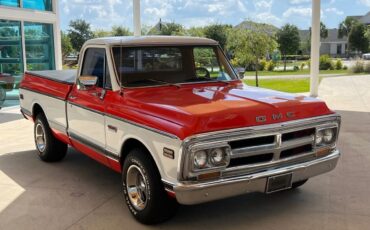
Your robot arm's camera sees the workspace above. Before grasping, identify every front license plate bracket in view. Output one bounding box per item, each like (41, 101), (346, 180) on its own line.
(266, 173), (293, 193)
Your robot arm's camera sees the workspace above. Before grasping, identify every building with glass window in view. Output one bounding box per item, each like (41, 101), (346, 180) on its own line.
(0, 0), (61, 107)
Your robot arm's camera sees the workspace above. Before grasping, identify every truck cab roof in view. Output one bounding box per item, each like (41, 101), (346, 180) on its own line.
(84, 36), (219, 47)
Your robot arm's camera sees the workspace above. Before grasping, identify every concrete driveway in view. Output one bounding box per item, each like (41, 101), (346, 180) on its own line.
(0, 75), (370, 230)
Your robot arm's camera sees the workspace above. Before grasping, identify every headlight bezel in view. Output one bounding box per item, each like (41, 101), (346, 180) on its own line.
(189, 143), (231, 174)
(314, 125), (339, 148)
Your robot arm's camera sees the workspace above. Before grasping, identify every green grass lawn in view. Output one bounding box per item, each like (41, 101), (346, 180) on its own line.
(245, 69), (348, 76)
(244, 78), (311, 93)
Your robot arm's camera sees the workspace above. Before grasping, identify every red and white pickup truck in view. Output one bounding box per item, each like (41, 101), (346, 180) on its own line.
(19, 36), (341, 224)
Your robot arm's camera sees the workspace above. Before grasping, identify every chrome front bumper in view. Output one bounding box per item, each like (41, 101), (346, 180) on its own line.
(174, 150), (340, 205)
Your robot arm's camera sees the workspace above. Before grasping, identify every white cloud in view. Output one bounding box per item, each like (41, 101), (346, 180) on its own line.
(255, 12), (283, 26)
(283, 7), (312, 18)
(290, 0), (310, 4)
(254, 0), (273, 9)
(359, 0), (370, 6)
(325, 7), (344, 15)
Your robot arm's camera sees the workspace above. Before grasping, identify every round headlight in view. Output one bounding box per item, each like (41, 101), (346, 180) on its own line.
(315, 130), (324, 145)
(209, 148), (225, 165)
(194, 150), (208, 169)
(323, 129), (334, 143)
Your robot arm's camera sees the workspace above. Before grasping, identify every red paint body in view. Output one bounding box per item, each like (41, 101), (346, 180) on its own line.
(21, 73), (333, 141)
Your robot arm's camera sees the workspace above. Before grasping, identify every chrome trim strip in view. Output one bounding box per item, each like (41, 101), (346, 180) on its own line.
(68, 102), (179, 139)
(69, 131), (120, 161)
(48, 120), (67, 134)
(20, 107), (32, 117)
(20, 87), (65, 101)
(105, 113), (179, 140)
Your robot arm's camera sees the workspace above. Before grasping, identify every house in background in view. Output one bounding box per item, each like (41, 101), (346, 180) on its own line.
(299, 11), (370, 58)
(299, 29), (347, 57)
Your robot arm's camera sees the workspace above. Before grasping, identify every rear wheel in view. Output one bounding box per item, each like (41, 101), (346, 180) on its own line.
(0, 85), (5, 106)
(122, 148), (178, 224)
(34, 113), (68, 162)
(291, 179), (308, 189)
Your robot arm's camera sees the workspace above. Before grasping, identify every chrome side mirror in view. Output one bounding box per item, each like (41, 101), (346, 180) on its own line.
(78, 75), (98, 88)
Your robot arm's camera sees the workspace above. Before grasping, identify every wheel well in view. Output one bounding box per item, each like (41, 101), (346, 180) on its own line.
(32, 104), (44, 119)
(120, 138), (157, 168)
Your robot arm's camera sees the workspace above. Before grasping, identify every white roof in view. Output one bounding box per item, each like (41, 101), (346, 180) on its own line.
(84, 36), (218, 46)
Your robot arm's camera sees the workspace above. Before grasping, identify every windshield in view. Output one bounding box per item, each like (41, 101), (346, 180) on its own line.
(112, 46), (237, 87)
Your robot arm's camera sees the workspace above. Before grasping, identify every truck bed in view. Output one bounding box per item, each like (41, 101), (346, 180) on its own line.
(26, 70), (77, 85)
(21, 70), (77, 101)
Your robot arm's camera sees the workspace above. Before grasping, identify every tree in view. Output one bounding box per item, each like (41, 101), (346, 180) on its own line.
(338, 17), (360, 38)
(187, 27), (205, 37)
(348, 23), (369, 53)
(61, 31), (73, 60)
(148, 21), (185, 35)
(204, 24), (232, 49)
(365, 26), (370, 51)
(227, 29), (277, 87)
(276, 24), (300, 71)
(94, 29), (111, 38)
(68, 19), (94, 52)
(111, 26), (132, 36)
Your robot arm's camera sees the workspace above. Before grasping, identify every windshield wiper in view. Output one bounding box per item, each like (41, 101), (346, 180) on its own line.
(185, 77), (230, 85)
(147, 79), (181, 88)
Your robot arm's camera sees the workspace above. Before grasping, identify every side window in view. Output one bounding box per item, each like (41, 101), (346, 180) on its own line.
(81, 48), (111, 89)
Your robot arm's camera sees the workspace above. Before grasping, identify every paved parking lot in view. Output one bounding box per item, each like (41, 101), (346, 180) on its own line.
(0, 75), (370, 230)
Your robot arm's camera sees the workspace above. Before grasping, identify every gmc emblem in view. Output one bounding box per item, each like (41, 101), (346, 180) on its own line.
(256, 112), (295, 123)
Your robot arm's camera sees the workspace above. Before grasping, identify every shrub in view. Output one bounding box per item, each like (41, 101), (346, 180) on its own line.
(266, 61), (276, 71)
(259, 59), (267, 71)
(350, 60), (364, 73)
(335, 59), (343, 70)
(343, 65), (348, 70)
(293, 65), (299, 71)
(319, 55), (334, 70)
(364, 62), (370, 73)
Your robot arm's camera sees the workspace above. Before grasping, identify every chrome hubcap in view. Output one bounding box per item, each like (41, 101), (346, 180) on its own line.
(35, 123), (46, 152)
(126, 165), (148, 211)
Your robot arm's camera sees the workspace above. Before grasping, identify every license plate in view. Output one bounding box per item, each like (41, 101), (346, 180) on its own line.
(266, 173), (293, 193)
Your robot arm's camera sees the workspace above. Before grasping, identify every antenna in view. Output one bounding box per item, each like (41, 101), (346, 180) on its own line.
(119, 39), (123, 96)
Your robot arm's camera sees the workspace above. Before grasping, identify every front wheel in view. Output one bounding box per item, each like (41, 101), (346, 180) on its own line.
(34, 114), (68, 162)
(122, 148), (178, 224)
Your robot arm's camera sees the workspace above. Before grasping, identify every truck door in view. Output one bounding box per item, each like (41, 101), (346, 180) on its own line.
(67, 47), (111, 166)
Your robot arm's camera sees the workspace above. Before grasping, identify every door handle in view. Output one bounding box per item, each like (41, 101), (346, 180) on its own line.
(69, 95), (77, 100)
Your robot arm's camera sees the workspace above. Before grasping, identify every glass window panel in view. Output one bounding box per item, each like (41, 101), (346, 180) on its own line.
(0, 0), (19, 7)
(23, 0), (52, 11)
(24, 22), (55, 71)
(0, 20), (23, 107)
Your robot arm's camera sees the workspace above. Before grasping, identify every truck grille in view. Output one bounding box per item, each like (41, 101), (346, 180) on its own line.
(224, 128), (316, 177)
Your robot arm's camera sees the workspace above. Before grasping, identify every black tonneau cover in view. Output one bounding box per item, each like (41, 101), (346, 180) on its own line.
(27, 70), (77, 85)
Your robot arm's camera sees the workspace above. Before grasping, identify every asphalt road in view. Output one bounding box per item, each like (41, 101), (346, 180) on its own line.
(0, 75), (370, 230)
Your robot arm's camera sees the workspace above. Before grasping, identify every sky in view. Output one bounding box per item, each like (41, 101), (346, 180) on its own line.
(59, 0), (370, 31)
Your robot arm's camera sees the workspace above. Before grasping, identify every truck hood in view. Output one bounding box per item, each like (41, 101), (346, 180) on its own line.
(124, 81), (333, 139)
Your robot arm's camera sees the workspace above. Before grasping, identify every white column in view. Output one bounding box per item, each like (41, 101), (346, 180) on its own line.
(133, 0), (141, 36)
(53, 0), (62, 70)
(309, 0), (321, 97)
